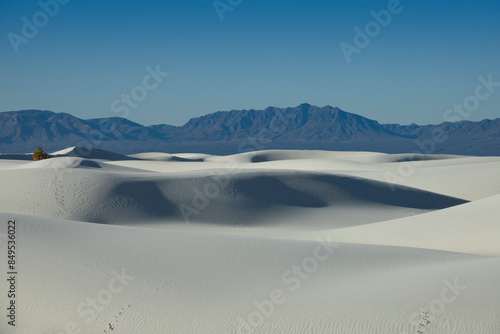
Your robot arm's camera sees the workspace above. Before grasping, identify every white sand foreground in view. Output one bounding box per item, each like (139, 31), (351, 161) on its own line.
(0, 147), (499, 333)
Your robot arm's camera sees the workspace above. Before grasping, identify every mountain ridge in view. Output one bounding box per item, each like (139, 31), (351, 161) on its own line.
(0, 104), (499, 155)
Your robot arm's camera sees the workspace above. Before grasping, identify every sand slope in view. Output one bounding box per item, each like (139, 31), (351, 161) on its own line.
(1, 212), (499, 334)
(321, 194), (500, 256)
(0, 148), (498, 334)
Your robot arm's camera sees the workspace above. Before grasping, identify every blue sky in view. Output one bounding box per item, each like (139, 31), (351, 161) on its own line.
(0, 0), (499, 126)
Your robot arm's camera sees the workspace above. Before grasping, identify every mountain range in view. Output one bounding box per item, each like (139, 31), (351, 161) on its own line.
(0, 104), (499, 155)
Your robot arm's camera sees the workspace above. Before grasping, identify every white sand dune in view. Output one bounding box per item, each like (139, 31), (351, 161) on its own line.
(106, 149), (500, 200)
(0, 147), (498, 334)
(318, 193), (500, 256)
(52, 146), (136, 161)
(0, 164), (466, 227)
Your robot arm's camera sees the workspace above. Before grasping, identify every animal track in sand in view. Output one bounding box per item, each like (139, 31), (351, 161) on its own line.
(103, 304), (133, 332)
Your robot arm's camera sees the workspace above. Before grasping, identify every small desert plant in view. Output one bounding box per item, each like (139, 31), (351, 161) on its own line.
(33, 147), (51, 161)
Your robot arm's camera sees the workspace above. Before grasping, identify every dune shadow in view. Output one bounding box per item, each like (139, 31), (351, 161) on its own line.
(250, 155), (269, 163)
(170, 156), (204, 162)
(313, 174), (468, 209)
(233, 175), (328, 208)
(104, 180), (180, 222)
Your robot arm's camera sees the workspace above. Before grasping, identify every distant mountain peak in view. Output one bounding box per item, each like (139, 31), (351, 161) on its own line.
(0, 105), (499, 156)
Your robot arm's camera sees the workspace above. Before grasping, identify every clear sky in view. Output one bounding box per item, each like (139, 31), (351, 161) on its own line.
(1, 0), (499, 126)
